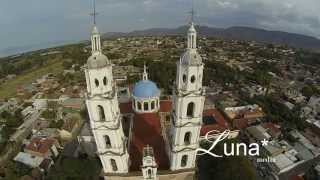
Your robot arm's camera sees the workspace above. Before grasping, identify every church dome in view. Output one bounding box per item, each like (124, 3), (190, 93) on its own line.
(181, 49), (202, 66)
(133, 80), (160, 99)
(87, 53), (110, 69)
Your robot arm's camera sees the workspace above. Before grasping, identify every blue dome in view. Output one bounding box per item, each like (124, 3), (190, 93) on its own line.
(133, 80), (160, 98)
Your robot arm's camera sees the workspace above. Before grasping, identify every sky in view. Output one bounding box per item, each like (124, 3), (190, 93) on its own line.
(0, 0), (320, 56)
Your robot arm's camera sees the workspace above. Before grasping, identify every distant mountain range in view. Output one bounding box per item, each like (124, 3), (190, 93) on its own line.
(2, 26), (320, 58)
(103, 26), (320, 51)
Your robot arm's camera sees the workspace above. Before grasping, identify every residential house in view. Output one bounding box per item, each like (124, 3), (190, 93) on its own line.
(24, 137), (60, 159)
(224, 104), (265, 129)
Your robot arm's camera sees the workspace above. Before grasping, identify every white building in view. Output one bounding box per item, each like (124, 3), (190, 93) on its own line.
(83, 9), (218, 179)
(85, 22), (129, 174)
(169, 22), (205, 170)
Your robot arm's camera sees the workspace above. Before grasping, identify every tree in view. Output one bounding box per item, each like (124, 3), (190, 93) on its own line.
(2, 110), (23, 128)
(301, 85), (320, 99)
(197, 139), (257, 180)
(62, 60), (73, 70)
(46, 157), (101, 180)
(49, 119), (64, 129)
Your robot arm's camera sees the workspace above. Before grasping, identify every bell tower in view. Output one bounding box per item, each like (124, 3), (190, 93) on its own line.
(169, 9), (205, 171)
(141, 146), (158, 180)
(85, 0), (129, 174)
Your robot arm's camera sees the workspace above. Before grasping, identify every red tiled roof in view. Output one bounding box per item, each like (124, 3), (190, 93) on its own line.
(233, 118), (249, 129)
(119, 102), (133, 114)
(201, 109), (229, 136)
(25, 137), (56, 154)
(159, 100), (172, 113)
(201, 125), (227, 136)
(203, 109), (229, 128)
(129, 113), (169, 171)
(290, 175), (304, 180)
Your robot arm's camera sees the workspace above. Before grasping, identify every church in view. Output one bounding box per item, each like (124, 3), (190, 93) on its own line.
(84, 7), (229, 180)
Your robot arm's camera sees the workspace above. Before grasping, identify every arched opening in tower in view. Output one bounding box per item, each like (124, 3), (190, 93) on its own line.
(97, 105), (106, 121)
(187, 102), (195, 117)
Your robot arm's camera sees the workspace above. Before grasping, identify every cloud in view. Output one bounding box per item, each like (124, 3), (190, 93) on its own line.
(216, 1), (238, 9)
(0, 0), (320, 54)
(202, 0), (320, 36)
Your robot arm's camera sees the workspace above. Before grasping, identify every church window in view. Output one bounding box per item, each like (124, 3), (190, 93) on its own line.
(104, 135), (111, 148)
(147, 169), (153, 178)
(95, 79), (99, 87)
(110, 159), (118, 171)
(151, 101), (155, 110)
(190, 75), (196, 83)
(187, 102), (195, 117)
(94, 37), (98, 50)
(103, 77), (107, 86)
(98, 105), (106, 121)
(193, 35), (196, 48)
(137, 102), (142, 110)
(181, 155), (188, 167)
(191, 35), (194, 48)
(184, 132), (191, 145)
(183, 74), (187, 83)
(144, 102), (149, 111)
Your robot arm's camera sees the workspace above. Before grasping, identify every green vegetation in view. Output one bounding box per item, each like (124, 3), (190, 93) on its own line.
(0, 53), (50, 79)
(245, 95), (306, 130)
(0, 125), (10, 153)
(301, 85), (320, 99)
(56, 71), (85, 87)
(49, 119), (64, 129)
(122, 57), (176, 94)
(61, 44), (88, 66)
(149, 61), (175, 94)
(0, 43), (88, 99)
(197, 139), (257, 180)
(0, 60), (63, 98)
(204, 61), (247, 89)
(41, 109), (57, 120)
(296, 50), (320, 66)
(253, 48), (282, 59)
(1, 161), (21, 180)
(0, 109), (23, 153)
(46, 157), (101, 180)
(1, 110), (23, 128)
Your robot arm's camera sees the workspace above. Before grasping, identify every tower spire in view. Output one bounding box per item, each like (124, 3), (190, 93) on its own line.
(90, 0), (99, 25)
(143, 63), (148, 81)
(188, 0), (197, 49)
(190, 0), (195, 24)
(90, 0), (101, 54)
(187, 0), (197, 49)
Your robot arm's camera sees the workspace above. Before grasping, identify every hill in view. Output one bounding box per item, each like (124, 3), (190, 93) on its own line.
(103, 26), (320, 50)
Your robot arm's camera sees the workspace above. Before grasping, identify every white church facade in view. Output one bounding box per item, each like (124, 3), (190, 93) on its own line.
(83, 8), (225, 179)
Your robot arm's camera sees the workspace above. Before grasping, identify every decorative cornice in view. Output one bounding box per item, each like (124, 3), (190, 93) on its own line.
(97, 138), (128, 156)
(175, 88), (205, 97)
(92, 114), (121, 130)
(171, 113), (202, 127)
(88, 90), (116, 99)
(171, 145), (197, 153)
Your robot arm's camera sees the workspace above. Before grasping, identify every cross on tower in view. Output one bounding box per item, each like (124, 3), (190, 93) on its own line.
(188, 0), (196, 24)
(143, 62), (148, 81)
(90, 0), (99, 25)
